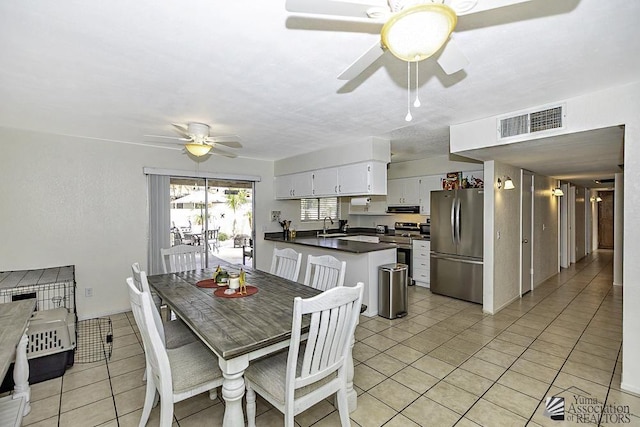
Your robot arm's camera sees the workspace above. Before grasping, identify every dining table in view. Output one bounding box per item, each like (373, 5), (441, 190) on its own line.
(0, 299), (36, 426)
(147, 259), (358, 427)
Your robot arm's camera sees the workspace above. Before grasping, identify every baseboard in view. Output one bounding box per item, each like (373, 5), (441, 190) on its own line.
(613, 281), (623, 287)
(621, 382), (640, 396)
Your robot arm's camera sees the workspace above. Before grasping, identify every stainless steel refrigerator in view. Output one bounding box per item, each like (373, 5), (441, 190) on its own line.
(430, 188), (484, 304)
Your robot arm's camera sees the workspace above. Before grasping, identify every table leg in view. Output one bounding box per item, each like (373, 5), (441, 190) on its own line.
(13, 334), (30, 416)
(219, 356), (249, 427)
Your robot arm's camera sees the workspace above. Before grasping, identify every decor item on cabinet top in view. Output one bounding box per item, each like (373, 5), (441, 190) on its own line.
(470, 176), (484, 188)
(442, 172), (462, 190)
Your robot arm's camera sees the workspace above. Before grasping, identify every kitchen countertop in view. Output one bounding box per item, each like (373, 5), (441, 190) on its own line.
(264, 234), (398, 254)
(265, 227), (430, 253)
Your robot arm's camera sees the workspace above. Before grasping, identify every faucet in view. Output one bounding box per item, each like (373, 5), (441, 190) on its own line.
(323, 217), (334, 234)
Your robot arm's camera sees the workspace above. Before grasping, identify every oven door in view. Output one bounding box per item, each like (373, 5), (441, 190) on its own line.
(396, 245), (414, 285)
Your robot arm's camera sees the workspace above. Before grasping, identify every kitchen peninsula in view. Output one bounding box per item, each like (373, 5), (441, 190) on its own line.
(264, 232), (397, 317)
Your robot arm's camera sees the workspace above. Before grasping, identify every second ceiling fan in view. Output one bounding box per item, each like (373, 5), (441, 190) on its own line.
(286, 0), (534, 81)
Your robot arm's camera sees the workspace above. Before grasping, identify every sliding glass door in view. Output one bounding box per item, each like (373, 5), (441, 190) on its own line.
(169, 177), (254, 268)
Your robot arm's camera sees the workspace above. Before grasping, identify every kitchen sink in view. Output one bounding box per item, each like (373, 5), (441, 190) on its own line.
(337, 235), (380, 243)
(317, 233), (348, 237)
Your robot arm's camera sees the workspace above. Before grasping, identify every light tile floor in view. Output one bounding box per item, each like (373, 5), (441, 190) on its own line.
(19, 250), (640, 426)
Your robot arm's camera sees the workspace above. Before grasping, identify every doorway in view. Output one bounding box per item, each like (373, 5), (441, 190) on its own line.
(598, 191), (614, 249)
(521, 171), (533, 295)
(169, 177), (254, 267)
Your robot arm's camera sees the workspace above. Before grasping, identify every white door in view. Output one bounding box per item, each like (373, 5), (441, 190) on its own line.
(521, 171), (533, 294)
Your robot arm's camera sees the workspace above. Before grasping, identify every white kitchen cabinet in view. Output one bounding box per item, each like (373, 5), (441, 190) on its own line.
(337, 162), (387, 196)
(387, 177), (420, 205)
(274, 172), (313, 199)
(312, 167), (338, 196)
(276, 161), (387, 199)
(412, 239), (430, 288)
(419, 175), (442, 215)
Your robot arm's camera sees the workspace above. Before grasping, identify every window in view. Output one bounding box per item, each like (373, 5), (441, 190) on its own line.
(300, 197), (339, 221)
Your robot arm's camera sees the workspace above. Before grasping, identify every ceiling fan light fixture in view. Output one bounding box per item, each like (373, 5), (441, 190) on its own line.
(185, 142), (212, 157)
(381, 4), (457, 62)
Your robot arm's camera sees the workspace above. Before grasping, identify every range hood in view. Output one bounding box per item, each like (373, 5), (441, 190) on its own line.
(386, 205), (420, 214)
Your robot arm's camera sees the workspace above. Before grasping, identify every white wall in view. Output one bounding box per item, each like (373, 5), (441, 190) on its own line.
(0, 126), (275, 319)
(386, 155), (482, 180)
(487, 161), (522, 313)
(533, 175), (560, 286)
(450, 81), (640, 394)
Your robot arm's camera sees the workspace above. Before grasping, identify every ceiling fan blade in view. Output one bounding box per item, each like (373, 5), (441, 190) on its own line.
(207, 137), (242, 149)
(171, 123), (190, 137)
(144, 134), (190, 142)
(450, 0), (533, 16)
(210, 147), (238, 158)
(338, 42), (386, 81)
(436, 39), (469, 75)
(286, 0), (385, 19)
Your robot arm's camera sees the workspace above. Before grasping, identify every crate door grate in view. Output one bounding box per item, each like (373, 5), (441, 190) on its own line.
(76, 318), (113, 363)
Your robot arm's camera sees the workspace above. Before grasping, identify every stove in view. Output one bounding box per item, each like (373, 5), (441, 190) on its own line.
(379, 222), (422, 285)
(378, 222), (421, 248)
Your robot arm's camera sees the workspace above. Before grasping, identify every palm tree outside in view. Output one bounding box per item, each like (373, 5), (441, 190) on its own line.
(225, 190), (249, 237)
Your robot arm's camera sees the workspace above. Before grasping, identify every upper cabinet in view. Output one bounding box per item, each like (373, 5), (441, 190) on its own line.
(274, 172), (314, 199)
(387, 177), (421, 206)
(418, 175), (442, 215)
(311, 167), (338, 196)
(336, 162), (386, 196)
(275, 161), (387, 200)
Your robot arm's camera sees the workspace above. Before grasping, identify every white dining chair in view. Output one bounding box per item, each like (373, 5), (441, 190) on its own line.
(269, 247), (302, 282)
(245, 282), (364, 427)
(131, 263), (196, 349)
(160, 244), (201, 274)
(303, 254), (347, 291)
(126, 278), (223, 427)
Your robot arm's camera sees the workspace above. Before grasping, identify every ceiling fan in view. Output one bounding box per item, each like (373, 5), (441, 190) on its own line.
(145, 122), (241, 158)
(285, 0), (534, 80)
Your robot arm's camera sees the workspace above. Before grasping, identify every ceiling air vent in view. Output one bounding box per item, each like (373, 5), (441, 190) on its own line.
(498, 104), (565, 139)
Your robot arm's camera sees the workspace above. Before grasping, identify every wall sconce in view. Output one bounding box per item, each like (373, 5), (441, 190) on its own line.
(552, 188), (564, 197)
(496, 176), (515, 190)
(590, 196), (603, 203)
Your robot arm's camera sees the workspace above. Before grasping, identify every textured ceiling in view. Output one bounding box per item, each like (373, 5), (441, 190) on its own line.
(0, 0), (638, 187)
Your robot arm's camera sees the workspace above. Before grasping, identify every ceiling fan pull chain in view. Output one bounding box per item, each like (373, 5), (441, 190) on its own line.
(405, 61), (412, 122)
(414, 61), (421, 108)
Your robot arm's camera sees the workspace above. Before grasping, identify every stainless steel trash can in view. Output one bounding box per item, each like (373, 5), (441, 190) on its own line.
(378, 263), (408, 319)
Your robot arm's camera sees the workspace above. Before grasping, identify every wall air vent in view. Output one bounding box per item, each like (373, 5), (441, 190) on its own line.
(498, 104), (565, 140)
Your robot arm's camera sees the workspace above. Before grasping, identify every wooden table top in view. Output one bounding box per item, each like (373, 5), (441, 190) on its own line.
(0, 300), (36, 378)
(147, 261), (320, 360)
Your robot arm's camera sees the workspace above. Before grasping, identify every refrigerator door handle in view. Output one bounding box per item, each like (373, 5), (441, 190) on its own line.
(450, 198), (456, 246)
(455, 197), (461, 245)
(431, 253), (484, 265)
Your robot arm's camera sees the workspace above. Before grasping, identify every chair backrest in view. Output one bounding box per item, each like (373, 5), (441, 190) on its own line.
(131, 263), (166, 345)
(205, 229), (219, 240)
(285, 283), (364, 406)
(126, 277), (173, 396)
(160, 244), (201, 274)
(303, 254), (347, 291)
(269, 247), (302, 282)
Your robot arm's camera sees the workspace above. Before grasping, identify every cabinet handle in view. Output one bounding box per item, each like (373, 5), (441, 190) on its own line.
(339, 185), (341, 193)
(335, 185), (337, 193)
